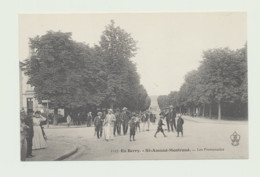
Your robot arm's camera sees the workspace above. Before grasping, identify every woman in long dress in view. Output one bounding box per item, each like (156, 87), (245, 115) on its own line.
(32, 111), (47, 150)
(103, 109), (116, 141)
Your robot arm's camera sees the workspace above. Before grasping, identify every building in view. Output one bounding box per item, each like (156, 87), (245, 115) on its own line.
(19, 62), (44, 113)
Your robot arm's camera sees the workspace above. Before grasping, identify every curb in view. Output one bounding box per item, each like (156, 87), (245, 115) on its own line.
(54, 146), (79, 161)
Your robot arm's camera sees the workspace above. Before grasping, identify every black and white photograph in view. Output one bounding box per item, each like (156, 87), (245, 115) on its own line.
(19, 12), (248, 161)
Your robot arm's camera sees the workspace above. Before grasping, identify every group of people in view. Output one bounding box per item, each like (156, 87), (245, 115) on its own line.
(90, 105), (184, 142)
(19, 105), (184, 160)
(66, 112), (93, 127)
(154, 105), (184, 138)
(91, 107), (155, 142)
(20, 110), (48, 160)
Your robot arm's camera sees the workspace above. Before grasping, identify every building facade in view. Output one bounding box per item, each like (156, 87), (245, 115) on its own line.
(19, 62), (44, 113)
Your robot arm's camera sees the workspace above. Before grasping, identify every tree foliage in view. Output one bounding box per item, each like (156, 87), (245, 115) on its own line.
(158, 44), (248, 120)
(25, 21), (150, 112)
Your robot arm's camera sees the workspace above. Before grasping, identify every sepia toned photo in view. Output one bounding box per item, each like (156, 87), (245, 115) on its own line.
(19, 12), (248, 161)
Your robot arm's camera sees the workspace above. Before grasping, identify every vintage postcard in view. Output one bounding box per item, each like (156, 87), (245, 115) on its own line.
(19, 12), (248, 161)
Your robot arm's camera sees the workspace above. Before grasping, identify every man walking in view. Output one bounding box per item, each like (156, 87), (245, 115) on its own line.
(121, 107), (129, 135)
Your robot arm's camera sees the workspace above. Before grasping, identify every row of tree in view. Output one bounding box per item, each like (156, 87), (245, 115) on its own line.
(25, 20), (151, 114)
(158, 44), (247, 120)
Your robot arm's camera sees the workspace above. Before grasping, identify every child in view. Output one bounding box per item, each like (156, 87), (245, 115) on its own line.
(129, 114), (137, 141)
(154, 113), (167, 138)
(176, 114), (184, 137)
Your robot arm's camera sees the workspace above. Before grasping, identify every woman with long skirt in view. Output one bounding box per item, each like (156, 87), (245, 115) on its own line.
(32, 111), (47, 150)
(103, 109), (116, 141)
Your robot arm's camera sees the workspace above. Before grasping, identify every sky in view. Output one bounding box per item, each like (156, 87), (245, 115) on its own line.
(19, 12), (246, 96)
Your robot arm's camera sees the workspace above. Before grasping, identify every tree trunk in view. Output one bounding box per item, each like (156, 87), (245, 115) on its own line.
(209, 104), (212, 119)
(180, 106), (182, 114)
(218, 102), (221, 120)
(202, 103), (205, 117)
(137, 99), (139, 112)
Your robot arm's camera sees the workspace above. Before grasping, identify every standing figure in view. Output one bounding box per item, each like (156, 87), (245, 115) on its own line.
(135, 113), (141, 132)
(171, 106), (177, 131)
(166, 105), (176, 132)
(141, 112), (146, 131)
(103, 109), (116, 141)
(100, 111), (106, 137)
(154, 113), (167, 138)
(176, 114), (184, 137)
(144, 111), (150, 131)
(87, 112), (92, 127)
(121, 107), (129, 135)
(129, 114), (137, 141)
(20, 109), (28, 161)
(114, 108), (121, 136)
(77, 113), (82, 125)
(24, 110), (34, 158)
(40, 117), (47, 140)
(94, 112), (103, 139)
(32, 111), (47, 150)
(66, 114), (72, 127)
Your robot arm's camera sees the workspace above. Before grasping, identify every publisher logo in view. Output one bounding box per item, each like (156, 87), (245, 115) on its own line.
(230, 131), (240, 146)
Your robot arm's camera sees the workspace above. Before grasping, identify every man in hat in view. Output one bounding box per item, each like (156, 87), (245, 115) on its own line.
(24, 110), (34, 158)
(114, 108), (122, 136)
(94, 112), (103, 139)
(121, 107), (129, 135)
(165, 105), (176, 132)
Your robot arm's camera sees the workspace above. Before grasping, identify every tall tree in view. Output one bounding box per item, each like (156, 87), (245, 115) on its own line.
(200, 48), (244, 120)
(25, 31), (106, 111)
(99, 20), (139, 109)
